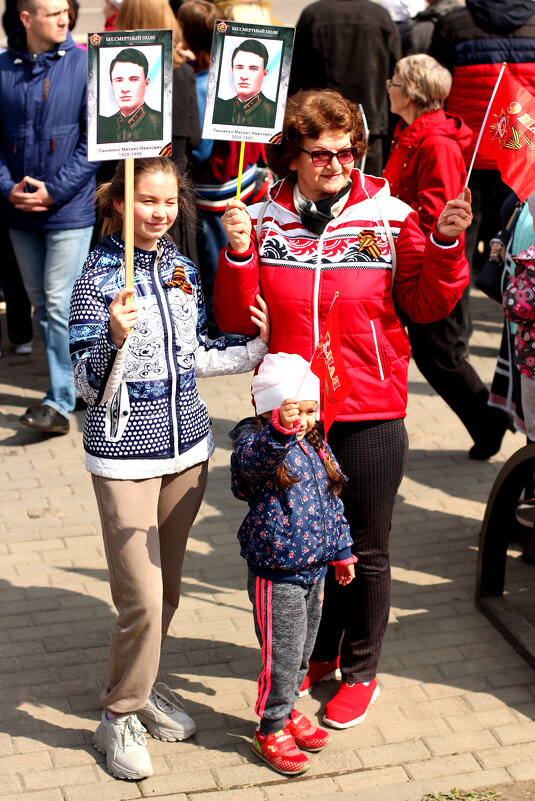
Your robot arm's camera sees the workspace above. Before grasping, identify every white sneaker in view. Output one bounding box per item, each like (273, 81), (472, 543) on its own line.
(137, 682), (196, 742)
(14, 341), (32, 355)
(93, 711), (153, 780)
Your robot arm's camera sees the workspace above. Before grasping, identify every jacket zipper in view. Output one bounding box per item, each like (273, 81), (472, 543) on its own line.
(370, 319), (386, 381)
(152, 256), (180, 464)
(313, 230), (326, 346)
(303, 445), (327, 561)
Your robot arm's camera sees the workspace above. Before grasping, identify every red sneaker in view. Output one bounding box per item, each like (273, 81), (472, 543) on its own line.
(252, 728), (310, 775)
(298, 657), (340, 697)
(323, 679), (380, 729)
(286, 709), (330, 751)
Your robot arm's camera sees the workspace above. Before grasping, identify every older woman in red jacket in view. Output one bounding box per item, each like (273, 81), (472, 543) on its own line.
(213, 89), (472, 730)
(383, 53), (511, 458)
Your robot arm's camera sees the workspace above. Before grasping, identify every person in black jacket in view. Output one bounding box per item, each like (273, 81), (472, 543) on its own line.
(402, 0), (462, 55)
(289, 0), (400, 176)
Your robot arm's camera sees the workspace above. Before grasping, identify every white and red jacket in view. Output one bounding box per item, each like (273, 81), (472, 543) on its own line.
(214, 170), (469, 422)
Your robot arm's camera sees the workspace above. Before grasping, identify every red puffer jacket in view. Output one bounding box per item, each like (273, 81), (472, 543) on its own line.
(383, 110), (472, 236)
(214, 170), (469, 422)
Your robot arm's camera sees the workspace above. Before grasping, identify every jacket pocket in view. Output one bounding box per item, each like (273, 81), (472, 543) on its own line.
(104, 380), (130, 442)
(38, 123), (79, 178)
(369, 319), (391, 381)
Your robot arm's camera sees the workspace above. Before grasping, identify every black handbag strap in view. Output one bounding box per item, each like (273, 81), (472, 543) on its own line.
(501, 200), (524, 245)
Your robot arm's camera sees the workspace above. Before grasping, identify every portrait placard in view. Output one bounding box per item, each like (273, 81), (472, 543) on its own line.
(87, 29), (173, 162)
(203, 20), (294, 143)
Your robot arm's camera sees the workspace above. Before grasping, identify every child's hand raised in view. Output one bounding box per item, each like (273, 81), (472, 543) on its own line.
(250, 295), (270, 344)
(279, 397), (299, 429)
(335, 563), (355, 586)
(109, 289), (138, 348)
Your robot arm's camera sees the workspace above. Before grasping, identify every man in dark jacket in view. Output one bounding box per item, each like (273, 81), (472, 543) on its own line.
(289, 0), (401, 175)
(430, 0), (535, 271)
(0, 0), (99, 435)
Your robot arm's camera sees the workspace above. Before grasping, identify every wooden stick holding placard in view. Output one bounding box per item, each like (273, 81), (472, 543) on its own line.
(124, 158), (135, 293)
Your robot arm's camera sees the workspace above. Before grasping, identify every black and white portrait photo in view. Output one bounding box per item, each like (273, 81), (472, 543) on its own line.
(203, 21), (294, 143)
(87, 29), (172, 161)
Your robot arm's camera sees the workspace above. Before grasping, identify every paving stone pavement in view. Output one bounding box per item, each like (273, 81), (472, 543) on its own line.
(1, 289), (535, 801)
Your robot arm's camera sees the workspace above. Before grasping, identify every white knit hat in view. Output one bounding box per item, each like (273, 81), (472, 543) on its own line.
(528, 191), (535, 221)
(252, 353), (320, 414)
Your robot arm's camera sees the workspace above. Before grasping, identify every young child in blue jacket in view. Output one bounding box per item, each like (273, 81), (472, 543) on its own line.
(230, 352), (356, 776)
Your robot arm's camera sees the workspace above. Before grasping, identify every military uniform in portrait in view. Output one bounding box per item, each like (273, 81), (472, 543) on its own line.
(212, 92), (276, 128)
(97, 103), (163, 143)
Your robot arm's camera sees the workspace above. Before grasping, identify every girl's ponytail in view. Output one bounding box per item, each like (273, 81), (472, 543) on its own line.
(94, 180), (123, 240)
(306, 426), (346, 496)
(254, 416), (346, 494)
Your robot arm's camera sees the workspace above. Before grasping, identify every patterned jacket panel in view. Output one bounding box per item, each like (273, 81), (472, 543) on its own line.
(231, 419), (353, 585)
(69, 234), (266, 476)
(503, 245), (535, 379)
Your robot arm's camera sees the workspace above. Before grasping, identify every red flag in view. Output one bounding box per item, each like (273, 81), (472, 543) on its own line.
(476, 66), (535, 202)
(309, 295), (350, 436)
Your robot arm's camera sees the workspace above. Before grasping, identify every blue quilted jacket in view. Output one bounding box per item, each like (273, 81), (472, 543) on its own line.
(69, 234), (267, 479)
(230, 418), (353, 585)
(0, 30), (98, 230)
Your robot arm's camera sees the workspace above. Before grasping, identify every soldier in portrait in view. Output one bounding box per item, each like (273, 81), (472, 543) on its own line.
(97, 48), (163, 143)
(212, 39), (277, 128)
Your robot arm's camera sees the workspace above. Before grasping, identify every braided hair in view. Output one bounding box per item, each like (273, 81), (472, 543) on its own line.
(256, 416), (346, 495)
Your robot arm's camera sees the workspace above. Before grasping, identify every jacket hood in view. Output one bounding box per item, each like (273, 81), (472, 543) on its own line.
(229, 417), (258, 448)
(414, 0), (460, 21)
(7, 28), (75, 62)
(466, 0), (535, 33)
(394, 109), (472, 153)
(269, 169), (391, 214)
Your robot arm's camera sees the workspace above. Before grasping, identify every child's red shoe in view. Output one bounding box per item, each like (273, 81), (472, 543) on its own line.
(252, 727), (310, 775)
(298, 657), (340, 697)
(286, 709), (330, 751)
(323, 678), (380, 729)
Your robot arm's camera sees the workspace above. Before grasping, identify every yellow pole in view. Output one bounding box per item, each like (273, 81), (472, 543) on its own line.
(236, 141), (245, 200)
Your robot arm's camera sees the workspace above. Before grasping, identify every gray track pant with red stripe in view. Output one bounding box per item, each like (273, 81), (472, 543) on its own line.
(247, 571), (324, 735)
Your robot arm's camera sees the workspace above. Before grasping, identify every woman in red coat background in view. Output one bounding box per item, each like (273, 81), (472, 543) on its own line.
(383, 53), (511, 459)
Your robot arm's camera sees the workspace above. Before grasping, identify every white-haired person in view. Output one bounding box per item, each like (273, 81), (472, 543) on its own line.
(383, 53), (512, 459)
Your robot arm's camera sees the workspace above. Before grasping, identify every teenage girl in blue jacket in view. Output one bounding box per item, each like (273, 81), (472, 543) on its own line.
(69, 157), (269, 781)
(230, 352), (356, 776)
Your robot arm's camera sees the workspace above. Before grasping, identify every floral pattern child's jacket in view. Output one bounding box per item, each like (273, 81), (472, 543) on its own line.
(503, 244), (535, 379)
(230, 417), (354, 585)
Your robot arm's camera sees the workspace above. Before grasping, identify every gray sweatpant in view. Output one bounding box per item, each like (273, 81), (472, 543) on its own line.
(247, 570), (324, 735)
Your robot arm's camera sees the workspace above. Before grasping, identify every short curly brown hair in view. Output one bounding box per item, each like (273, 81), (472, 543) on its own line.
(265, 89), (367, 178)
